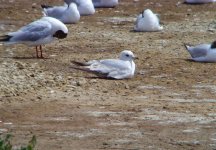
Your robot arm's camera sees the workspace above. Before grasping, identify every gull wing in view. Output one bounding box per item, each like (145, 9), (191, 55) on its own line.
(8, 19), (52, 43)
(90, 59), (129, 73)
(185, 44), (210, 58)
(43, 6), (67, 18)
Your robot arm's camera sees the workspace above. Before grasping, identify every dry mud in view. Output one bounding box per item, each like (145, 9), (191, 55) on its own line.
(0, 0), (216, 149)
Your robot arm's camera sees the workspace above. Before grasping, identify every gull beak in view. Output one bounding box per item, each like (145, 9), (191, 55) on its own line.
(133, 56), (138, 60)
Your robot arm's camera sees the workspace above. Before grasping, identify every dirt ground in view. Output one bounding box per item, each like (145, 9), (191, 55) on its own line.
(0, 0), (216, 149)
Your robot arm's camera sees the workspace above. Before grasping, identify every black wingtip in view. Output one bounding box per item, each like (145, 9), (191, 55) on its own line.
(184, 43), (188, 49)
(0, 35), (12, 42)
(211, 41), (216, 49)
(41, 4), (53, 9)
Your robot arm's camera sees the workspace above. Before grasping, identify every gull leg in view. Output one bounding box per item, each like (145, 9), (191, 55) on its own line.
(40, 45), (44, 58)
(36, 46), (39, 58)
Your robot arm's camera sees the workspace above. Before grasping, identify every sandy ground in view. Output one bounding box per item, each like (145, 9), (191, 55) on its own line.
(0, 0), (216, 149)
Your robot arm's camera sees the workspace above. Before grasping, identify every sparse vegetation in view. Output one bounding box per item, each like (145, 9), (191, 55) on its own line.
(0, 134), (36, 150)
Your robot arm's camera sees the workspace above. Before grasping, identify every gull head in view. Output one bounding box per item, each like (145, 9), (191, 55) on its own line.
(53, 30), (68, 39)
(143, 9), (154, 16)
(119, 50), (136, 61)
(211, 41), (216, 49)
(43, 17), (68, 39)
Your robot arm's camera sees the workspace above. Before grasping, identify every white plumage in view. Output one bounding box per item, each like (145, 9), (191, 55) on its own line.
(65, 0), (95, 16)
(42, 3), (80, 24)
(72, 50), (136, 79)
(92, 0), (118, 8)
(134, 9), (163, 32)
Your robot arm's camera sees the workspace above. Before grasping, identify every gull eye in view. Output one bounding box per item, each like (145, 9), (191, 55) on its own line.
(125, 54), (130, 57)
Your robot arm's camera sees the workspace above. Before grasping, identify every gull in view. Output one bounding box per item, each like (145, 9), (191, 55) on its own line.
(0, 16), (68, 58)
(41, 2), (80, 24)
(64, 0), (95, 16)
(92, 0), (118, 8)
(184, 41), (216, 62)
(134, 9), (163, 32)
(185, 0), (216, 4)
(71, 50), (136, 79)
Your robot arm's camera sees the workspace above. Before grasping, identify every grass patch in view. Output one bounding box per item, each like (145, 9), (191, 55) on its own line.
(0, 134), (36, 150)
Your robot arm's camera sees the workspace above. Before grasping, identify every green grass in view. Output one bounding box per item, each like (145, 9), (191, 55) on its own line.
(0, 134), (36, 150)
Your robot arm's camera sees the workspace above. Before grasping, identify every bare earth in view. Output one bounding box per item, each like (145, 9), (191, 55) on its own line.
(0, 0), (216, 149)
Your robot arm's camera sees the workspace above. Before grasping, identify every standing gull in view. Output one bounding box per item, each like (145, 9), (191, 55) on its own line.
(184, 41), (216, 62)
(0, 16), (68, 58)
(41, 2), (80, 24)
(72, 50), (136, 79)
(134, 9), (163, 32)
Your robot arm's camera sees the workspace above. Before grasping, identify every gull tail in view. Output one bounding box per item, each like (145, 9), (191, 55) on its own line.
(184, 43), (192, 50)
(71, 66), (92, 72)
(71, 66), (99, 75)
(71, 66), (109, 78)
(41, 4), (53, 9)
(184, 43), (196, 59)
(0, 35), (12, 42)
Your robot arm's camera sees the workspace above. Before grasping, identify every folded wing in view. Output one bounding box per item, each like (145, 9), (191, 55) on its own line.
(7, 20), (52, 44)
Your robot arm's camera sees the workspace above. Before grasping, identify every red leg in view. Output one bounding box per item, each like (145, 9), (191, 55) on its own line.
(40, 45), (43, 58)
(36, 46), (39, 58)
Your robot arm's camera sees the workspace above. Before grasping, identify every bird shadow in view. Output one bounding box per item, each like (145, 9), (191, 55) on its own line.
(184, 59), (215, 63)
(85, 76), (116, 80)
(1, 56), (50, 60)
(129, 29), (162, 33)
(70, 74), (117, 80)
(69, 66), (118, 80)
(183, 2), (209, 5)
(130, 29), (137, 32)
(184, 59), (195, 62)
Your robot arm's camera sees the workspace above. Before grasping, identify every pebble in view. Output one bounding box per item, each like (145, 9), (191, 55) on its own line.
(90, 79), (97, 83)
(76, 78), (87, 86)
(15, 62), (25, 70)
(125, 84), (130, 89)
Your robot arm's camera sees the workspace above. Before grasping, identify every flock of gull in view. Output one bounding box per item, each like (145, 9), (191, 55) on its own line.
(0, 0), (215, 79)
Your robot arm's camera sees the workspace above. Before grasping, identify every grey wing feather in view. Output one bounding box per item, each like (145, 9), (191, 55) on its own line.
(89, 59), (129, 74)
(187, 47), (208, 58)
(99, 60), (132, 79)
(99, 59), (129, 70)
(8, 20), (52, 42)
(155, 14), (160, 20)
(72, 59), (130, 79)
(44, 6), (66, 18)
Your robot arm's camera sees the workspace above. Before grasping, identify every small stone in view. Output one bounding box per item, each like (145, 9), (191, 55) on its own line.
(74, 94), (80, 97)
(29, 74), (35, 77)
(67, 76), (73, 80)
(103, 142), (109, 145)
(37, 96), (42, 100)
(32, 3), (37, 8)
(103, 90), (108, 93)
(125, 84), (129, 89)
(90, 79), (97, 83)
(76, 78), (87, 86)
(15, 62), (25, 70)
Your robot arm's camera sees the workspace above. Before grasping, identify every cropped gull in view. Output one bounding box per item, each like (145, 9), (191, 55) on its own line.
(0, 16), (68, 58)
